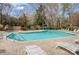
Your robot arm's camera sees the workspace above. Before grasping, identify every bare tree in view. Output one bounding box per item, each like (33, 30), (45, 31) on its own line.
(0, 3), (12, 27)
(44, 4), (59, 28)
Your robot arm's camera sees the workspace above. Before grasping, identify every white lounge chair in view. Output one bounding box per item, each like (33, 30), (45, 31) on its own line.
(74, 40), (79, 44)
(0, 32), (3, 39)
(77, 29), (79, 32)
(26, 45), (47, 55)
(0, 49), (6, 53)
(56, 42), (79, 55)
(0, 31), (7, 40)
(74, 29), (77, 32)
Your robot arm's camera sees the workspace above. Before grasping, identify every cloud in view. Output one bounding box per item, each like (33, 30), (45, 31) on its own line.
(10, 3), (39, 17)
(16, 6), (24, 10)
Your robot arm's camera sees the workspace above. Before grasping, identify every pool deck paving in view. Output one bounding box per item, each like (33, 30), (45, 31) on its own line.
(0, 35), (79, 55)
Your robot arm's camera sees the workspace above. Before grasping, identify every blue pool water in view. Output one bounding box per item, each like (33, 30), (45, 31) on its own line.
(7, 30), (76, 41)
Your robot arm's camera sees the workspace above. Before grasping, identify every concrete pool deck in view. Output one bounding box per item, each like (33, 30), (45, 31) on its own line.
(0, 30), (79, 55)
(0, 36), (79, 55)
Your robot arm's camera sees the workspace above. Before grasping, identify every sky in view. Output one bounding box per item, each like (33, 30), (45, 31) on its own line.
(10, 3), (39, 17)
(2, 3), (79, 17)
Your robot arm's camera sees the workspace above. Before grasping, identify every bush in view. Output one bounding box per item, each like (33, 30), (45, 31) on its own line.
(67, 26), (79, 31)
(72, 26), (79, 30)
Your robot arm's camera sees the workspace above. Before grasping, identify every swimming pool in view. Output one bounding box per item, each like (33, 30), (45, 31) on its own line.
(7, 30), (76, 41)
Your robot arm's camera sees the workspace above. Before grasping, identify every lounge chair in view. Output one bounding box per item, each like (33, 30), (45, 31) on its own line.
(77, 29), (79, 32)
(0, 49), (6, 53)
(26, 45), (47, 55)
(0, 32), (3, 39)
(74, 29), (77, 32)
(0, 36), (3, 39)
(0, 31), (7, 40)
(74, 40), (79, 44)
(56, 42), (79, 55)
